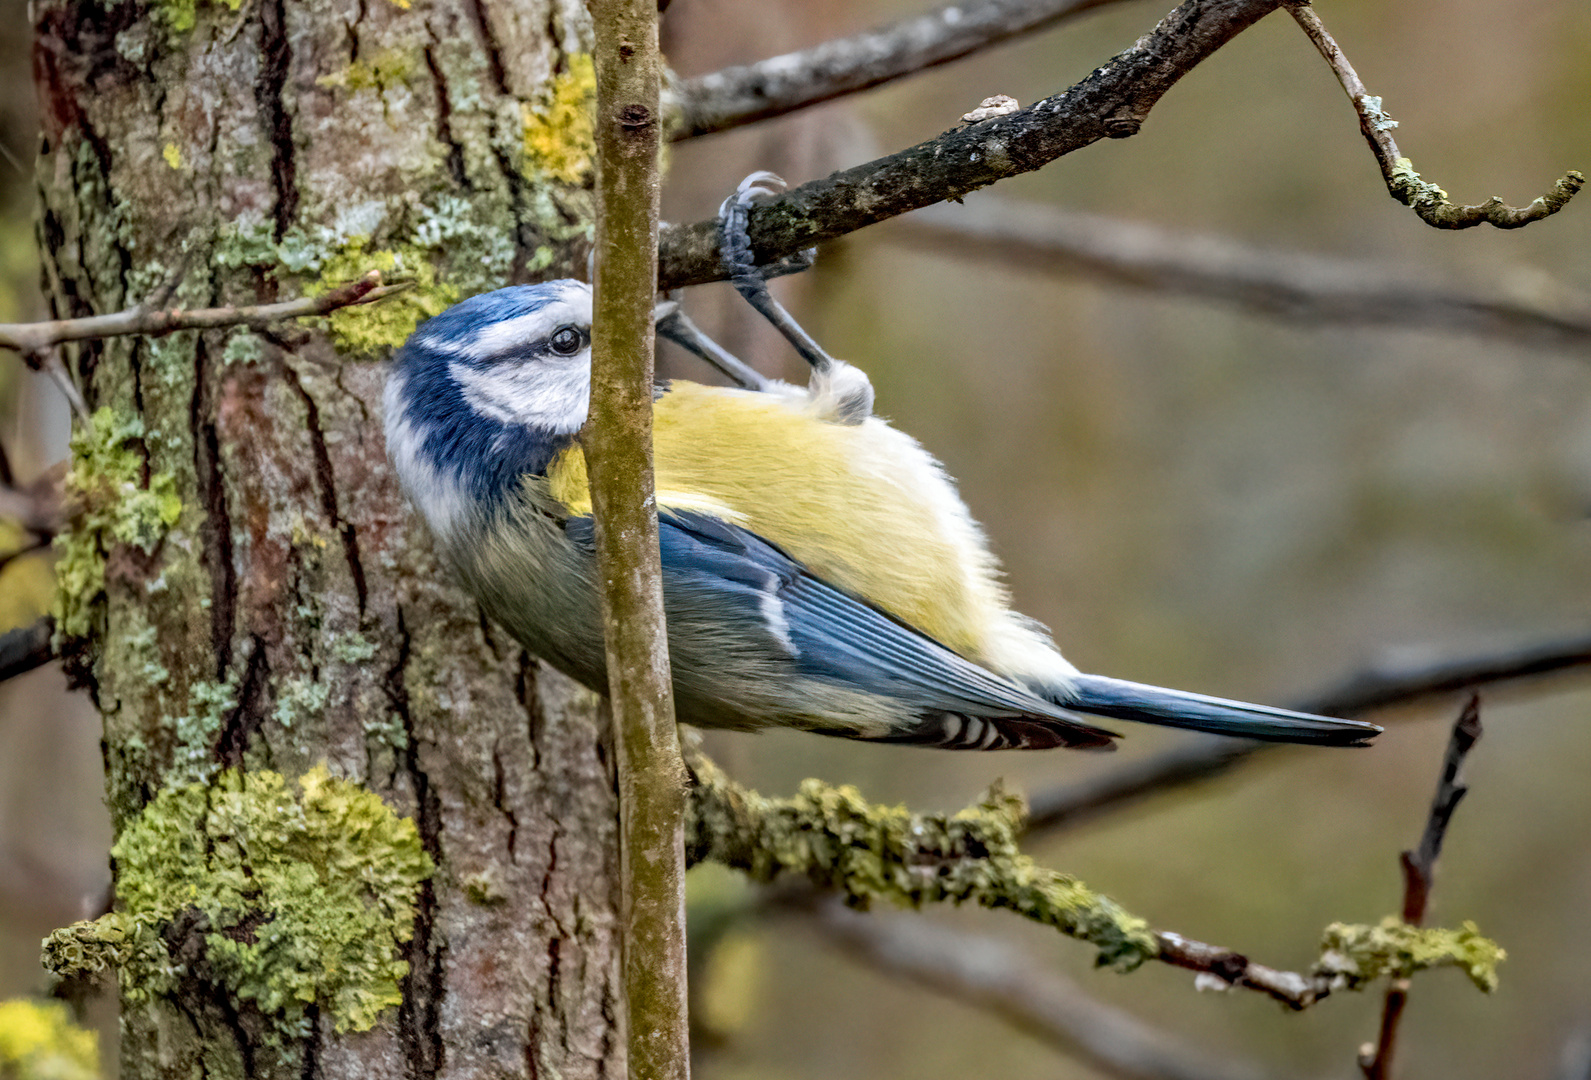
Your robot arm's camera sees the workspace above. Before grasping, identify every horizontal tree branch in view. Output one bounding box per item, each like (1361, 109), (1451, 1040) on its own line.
(0, 272), (406, 354)
(670, 0), (1136, 140)
(656, 0), (1287, 289)
(1025, 626), (1591, 835)
(684, 743), (1501, 1010)
(0, 617), (55, 683)
(890, 199), (1591, 352)
(804, 900), (1276, 1080)
(1283, 1), (1582, 230)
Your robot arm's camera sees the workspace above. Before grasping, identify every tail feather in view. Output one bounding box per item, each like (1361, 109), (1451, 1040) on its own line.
(1063, 674), (1381, 747)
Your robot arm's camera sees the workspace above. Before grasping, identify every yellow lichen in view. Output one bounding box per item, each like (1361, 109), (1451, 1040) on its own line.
(522, 54), (596, 186)
(162, 142), (182, 169)
(1315, 917), (1505, 993)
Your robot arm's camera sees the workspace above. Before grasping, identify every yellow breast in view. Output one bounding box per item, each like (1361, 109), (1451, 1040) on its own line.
(543, 381), (1012, 660)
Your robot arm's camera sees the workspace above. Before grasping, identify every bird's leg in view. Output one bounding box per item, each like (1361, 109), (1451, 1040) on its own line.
(718, 172), (836, 374)
(654, 292), (773, 392)
(719, 172), (874, 423)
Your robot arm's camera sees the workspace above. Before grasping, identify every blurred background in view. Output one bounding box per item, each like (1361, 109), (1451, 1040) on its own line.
(5, 0), (1591, 1077)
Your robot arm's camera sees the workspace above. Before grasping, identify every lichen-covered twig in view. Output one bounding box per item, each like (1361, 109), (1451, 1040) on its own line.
(670, 0), (1133, 140)
(0, 271), (407, 354)
(1359, 697), (1484, 1079)
(891, 199), (1591, 352)
(683, 745), (1503, 1007)
(1283, 1), (1582, 230)
(1025, 626), (1591, 836)
(657, 0), (1289, 289)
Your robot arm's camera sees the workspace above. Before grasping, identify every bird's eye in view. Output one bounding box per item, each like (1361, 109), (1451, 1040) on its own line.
(548, 325), (584, 356)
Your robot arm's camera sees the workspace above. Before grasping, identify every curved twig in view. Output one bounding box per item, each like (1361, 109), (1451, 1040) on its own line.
(670, 0), (1136, 140)
(1284, 1), (1582, 230)
(657, 0), (1288, 289)
(0, 273), (408, 354)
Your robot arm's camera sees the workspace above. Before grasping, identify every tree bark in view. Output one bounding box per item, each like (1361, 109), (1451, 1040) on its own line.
(32, 0), (622, 1076)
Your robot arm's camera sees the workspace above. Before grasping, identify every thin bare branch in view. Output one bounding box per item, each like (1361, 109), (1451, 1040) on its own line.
(805, 900), (1277, 1080)
(1026, 628), (1591, 835)
(657, 0), (1288, 289)
(891, 199), (1591, 352)
(1360, 697), (1484, 1080)
(671, 0), (1135, 140)
(0, 617), (55, 683)
(1283, 1), (1582, 230)
(0, 272), (407, 354)
(588, 0), (690, 1075)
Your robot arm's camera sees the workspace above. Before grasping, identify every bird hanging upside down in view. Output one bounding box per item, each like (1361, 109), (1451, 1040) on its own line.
(382, 178), (1380, 752)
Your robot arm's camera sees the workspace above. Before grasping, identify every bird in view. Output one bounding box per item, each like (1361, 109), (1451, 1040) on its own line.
(382, 275), (1381, 751)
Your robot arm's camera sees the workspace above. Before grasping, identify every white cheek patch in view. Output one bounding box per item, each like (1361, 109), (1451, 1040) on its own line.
(383, 377), (474, 545)
(450, 357), (591, 434)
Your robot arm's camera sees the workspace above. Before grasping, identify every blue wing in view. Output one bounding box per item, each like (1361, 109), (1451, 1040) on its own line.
(566, 509), (1118, 749)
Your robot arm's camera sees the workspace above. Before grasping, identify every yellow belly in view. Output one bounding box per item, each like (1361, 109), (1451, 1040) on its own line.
(544, 381), (1010, 659)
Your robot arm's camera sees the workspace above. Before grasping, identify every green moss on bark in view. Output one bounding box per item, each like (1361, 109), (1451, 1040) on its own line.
(53, 407), (183, 644)
(44, 767), (434, 1038)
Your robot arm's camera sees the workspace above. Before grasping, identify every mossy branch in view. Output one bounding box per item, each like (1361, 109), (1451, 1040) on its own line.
(1284, 1), (1582, 230)
(682, 743), (1503, 1008)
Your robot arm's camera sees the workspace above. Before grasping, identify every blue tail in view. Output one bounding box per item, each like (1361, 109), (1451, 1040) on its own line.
(1063, 674), (1381, 746)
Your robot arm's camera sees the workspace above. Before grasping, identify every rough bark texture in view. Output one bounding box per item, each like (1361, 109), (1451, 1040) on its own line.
(32, 0), (622, 1076)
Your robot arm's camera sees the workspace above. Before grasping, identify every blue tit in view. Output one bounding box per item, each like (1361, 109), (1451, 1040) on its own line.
(383, 280), (1380, 751)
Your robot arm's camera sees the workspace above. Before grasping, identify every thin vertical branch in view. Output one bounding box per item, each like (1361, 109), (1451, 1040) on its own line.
(1359, 696), (1483, 1080)
(587, 0), (690, 1076)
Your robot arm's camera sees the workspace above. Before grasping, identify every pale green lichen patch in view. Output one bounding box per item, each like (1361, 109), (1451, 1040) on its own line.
(1315, 917), (1505, 993)
(522, 54), (596, 186)
(316, 48), (416, 96)
(167, 675), (240, 784)
(53, 407), (182, 642)
(686, 754), (1156, 971)
(0, 998), (100, 1080)
(215, 193), (518, 354)
(44, 767), (433, 1037)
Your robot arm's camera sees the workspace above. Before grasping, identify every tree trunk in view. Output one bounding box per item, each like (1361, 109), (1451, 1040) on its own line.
(32, 0), (622, 1075)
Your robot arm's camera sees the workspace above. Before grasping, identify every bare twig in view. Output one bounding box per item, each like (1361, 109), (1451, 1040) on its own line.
(671, 0), (1134, 140)
(1283, 1), (1582, 230)
(892, 199), (1591, 352)
(657, 0), (1288, 289)
(0, 272), (407, 354)
(1359, 697), (1483, 1080)
(0, 617), (55, 683)
(587, 0), (690, 1075)
(805, 900), (1277, 1080)
(1026, 628), (1591, 835)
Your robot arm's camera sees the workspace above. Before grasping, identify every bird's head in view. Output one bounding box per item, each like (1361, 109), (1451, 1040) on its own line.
(383, 281), (594, 537)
